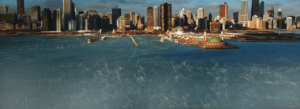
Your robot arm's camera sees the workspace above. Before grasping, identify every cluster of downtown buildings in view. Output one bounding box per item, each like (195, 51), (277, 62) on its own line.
(0, 0), (299, 32)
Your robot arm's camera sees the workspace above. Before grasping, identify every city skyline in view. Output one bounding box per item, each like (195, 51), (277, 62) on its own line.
(0, 0), (299, 19)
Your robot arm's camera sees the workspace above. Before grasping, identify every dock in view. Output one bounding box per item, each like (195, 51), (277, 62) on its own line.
(87, 34), (98, 44)
(130, 36), (139, 47)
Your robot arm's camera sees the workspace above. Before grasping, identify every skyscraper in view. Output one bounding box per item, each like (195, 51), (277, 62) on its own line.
(42, 8), (51, 31)
(259, 1), (264, 18)
(241, 0), (248, 22)
(112, 8), (121, 29)
(154, 6), (160, 28)
(209, 13), (212, 21)
(278, 9), (282, 19)
(296, 15), (300, 29)
(197, 8), (204, 19)
(220, 2), (228, 19)
(89, 10), (97, 15)
(56, 9), (62, 31)
(267, 7), (274, 17)
(130, 12), (135, 25)
(63, 0), (73, 30)
(187, 10), (192, 25)
(17, 0), (25, 15)
(251, 0), (259, 19)
(233, 12), (239, 23)
(147, 7), (154, 31)
(31, 6), (41, 22)
(286, 17), (292, 29)
(84, 10), (88, 17)
(3, 5), (8, 13)
(160, 3), (172, 31)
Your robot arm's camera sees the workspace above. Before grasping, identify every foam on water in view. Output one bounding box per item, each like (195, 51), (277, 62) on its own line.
(0, 36), (300, 109)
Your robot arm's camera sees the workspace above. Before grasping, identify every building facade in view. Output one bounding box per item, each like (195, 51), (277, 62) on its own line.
(286, 17), (292, 29)
(42, 8), (51, 31)
(154, 6), (161, 30)
(3, 5), (8, 14)
(63, 0), (73, 30)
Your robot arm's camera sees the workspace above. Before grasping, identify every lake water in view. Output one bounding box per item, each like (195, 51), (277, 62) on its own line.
(0, 36), (300, 109)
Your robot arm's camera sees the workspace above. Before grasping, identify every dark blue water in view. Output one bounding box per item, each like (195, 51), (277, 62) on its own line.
(0, 36), (300, 109)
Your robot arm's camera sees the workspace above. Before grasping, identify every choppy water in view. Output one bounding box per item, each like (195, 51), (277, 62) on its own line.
(0, 36), (300, 109)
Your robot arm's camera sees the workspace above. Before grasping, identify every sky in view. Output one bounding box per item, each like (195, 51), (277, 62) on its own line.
(0, 0), (300, 20)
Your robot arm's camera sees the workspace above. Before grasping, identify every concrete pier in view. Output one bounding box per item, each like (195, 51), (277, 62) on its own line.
(130, 36), (139, 47)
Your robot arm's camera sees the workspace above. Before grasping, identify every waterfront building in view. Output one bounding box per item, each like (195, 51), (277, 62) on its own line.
(197, 19), (206, 29)
(68, 19), (77, 31)
(52, 10), (57, 31)
(3, 5), (8, 14)
(259, 1), (264, 18)
(286, 17), (292, 29)
(160, 3), (172, 31)
(267, 17), (273, 29)
(63, 0), (73, 30)
(42, 8), (51, 31)
(233, 12), (239, 23)
(277, 9), (283, 19)
(17, 0), (25, 15)
(147, 7), (154, 31)
(154, 6), (161, 30)
(252, 15), (258, 28)
(251, 0), (259, 20)
(241, 0), (249, 23)
(56, 9), (62, 31)
(277, 18), (285, 29)
(0, 12), (16, 24)
(117, 16), (126, 31)
(31, 6), (40, 22)
(273, 19), (277, 29)
(108, 12), (112, 25)
(220, 3), (228, 19)
(125, 14), (130, 29)
(112, 8), (121, 29)
(267, 7), (274, 17)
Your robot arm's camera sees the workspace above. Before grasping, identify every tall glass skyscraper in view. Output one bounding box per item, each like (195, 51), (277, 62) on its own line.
(241, 0), (248, 22)
(251, 0), (259, 19)
(259, 1), (264, 18)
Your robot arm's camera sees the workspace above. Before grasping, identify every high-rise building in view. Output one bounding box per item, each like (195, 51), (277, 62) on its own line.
(154, 6), (160, 28)
(220, 2), (228, 19)
(197, 8), (204, 19)
(31, 6), (41, 22)
(251, 0), (259, 19)
(288, 16), (296, 25)
(130, 12), (135, 25)
(259, 1), (264, 18)
(267, 7), (274, 17)
(209, 13), (212, 21)
(233, 12), (239, 23)
(286, 17), (292, 29)
(112, 8), (121, 29)
(84, 10), (88, 17)
(160, 3), (172, 31)
(263, 13), (269, 21)
(56, 9), (62, 31)
(277, 9), (282, 19)
(107, 12), (112, 25)
(187, 10), (192, 25)
(3, 5), (8, 14)
(125, 14), (130, 25)
(78, 14), (84, 30)
(147, 7), (154, 31)
(89, 10), (97, 15)
(241, 0), (248, 22)
(296, 15), (300, 29)
(42, 8), (51, 31)
(17, 0), (25, 15)
(68, 19), (77, 31)
(63, 0), (73, 30)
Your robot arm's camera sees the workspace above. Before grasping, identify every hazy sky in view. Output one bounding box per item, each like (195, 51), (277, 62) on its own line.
(0, 0), (299, 19)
